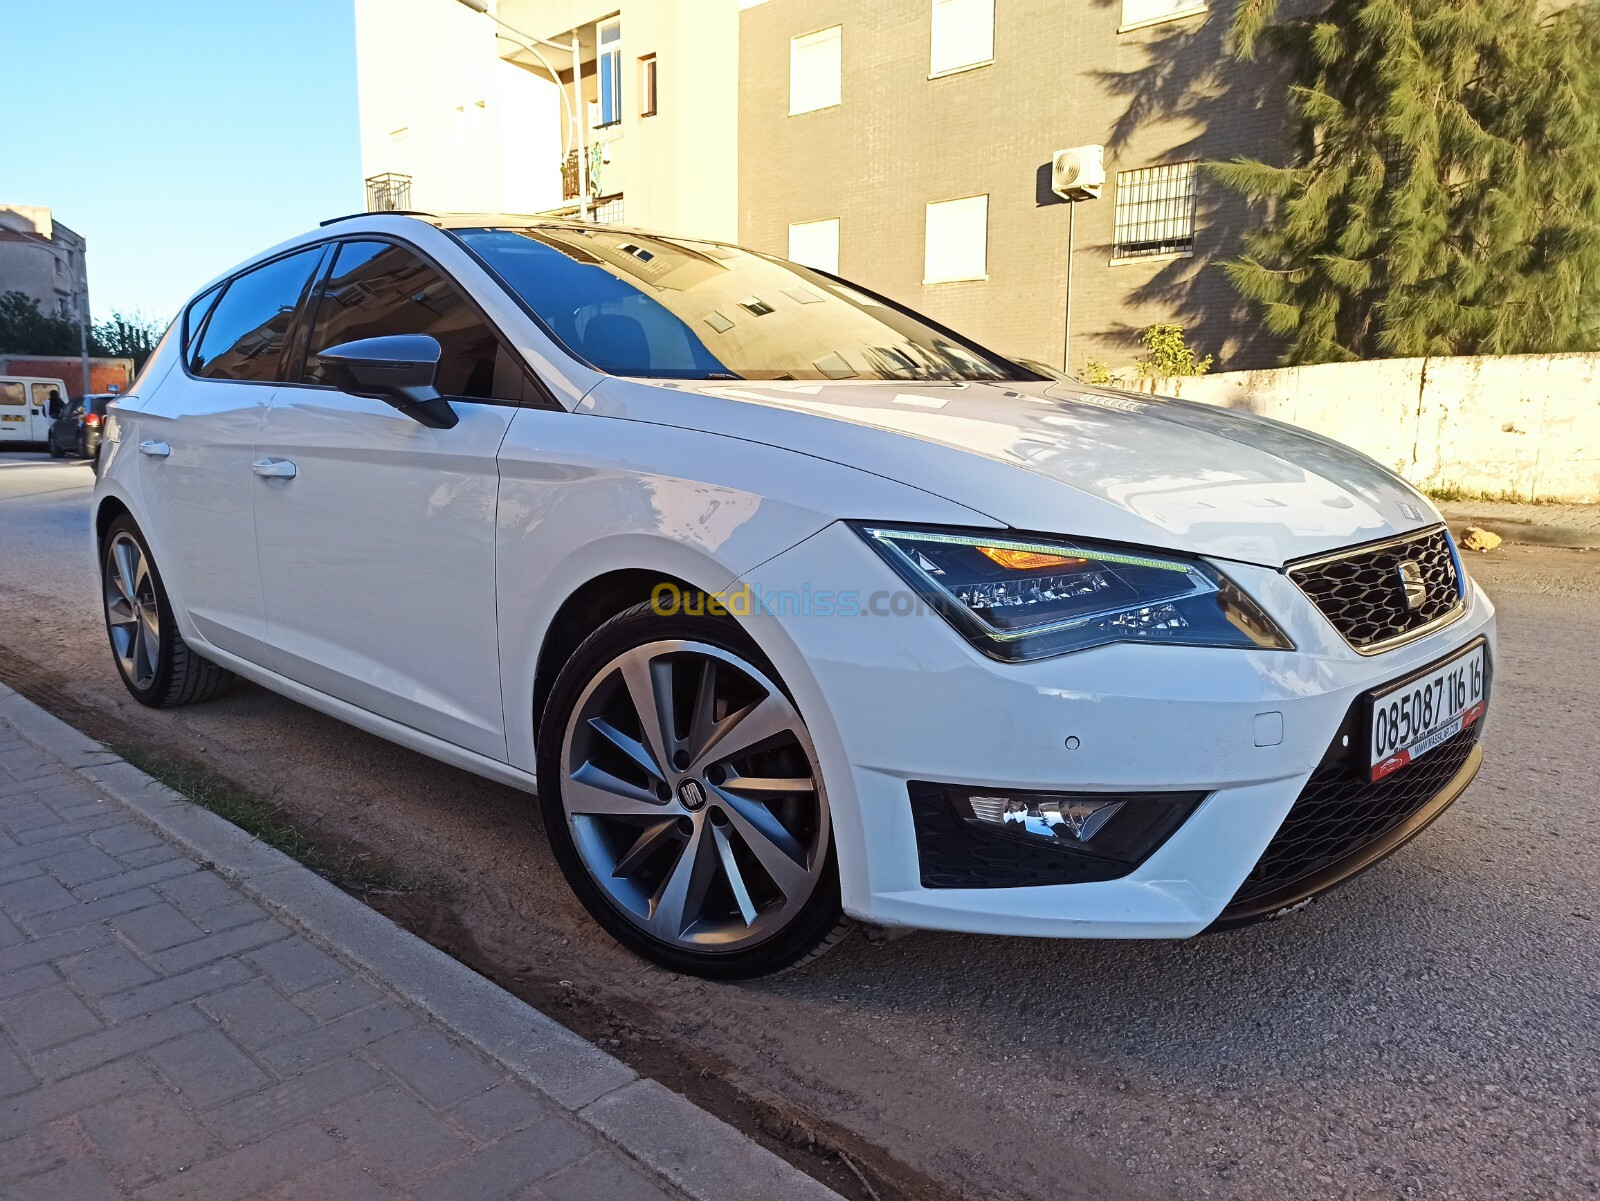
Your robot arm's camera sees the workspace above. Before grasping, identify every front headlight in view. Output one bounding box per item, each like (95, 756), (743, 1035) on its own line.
(854, 525), (1293, 661)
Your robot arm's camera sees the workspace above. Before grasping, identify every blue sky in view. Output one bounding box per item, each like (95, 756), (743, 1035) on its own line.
(6, 1), (361, 323)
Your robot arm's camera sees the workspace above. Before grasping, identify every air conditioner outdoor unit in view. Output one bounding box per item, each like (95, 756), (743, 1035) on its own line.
(1051, 145), (1106, 200)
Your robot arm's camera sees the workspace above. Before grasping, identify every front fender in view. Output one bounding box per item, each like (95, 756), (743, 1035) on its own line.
(494, 405), (998, 772)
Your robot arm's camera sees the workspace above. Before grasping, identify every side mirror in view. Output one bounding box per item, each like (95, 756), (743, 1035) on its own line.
(315, 335), (458, 430)
(47, 398), (64, 419)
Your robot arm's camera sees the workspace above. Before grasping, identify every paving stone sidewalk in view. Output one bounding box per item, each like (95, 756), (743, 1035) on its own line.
(0, 694), (839, 1201)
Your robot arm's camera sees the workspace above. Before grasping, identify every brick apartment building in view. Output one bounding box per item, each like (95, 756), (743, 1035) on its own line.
(358, 0), (1300, 373)
(738, 0), (1297, 374)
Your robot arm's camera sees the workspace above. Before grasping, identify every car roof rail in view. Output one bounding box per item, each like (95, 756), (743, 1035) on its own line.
(318, 210), (440, 227)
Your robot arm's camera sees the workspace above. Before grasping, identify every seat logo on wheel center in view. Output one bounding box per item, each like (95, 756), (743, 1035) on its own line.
(677, 778), (708, 811)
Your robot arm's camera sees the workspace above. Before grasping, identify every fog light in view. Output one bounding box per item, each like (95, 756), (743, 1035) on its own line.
(969, 794), (1125, 843)
(943, 785), (1208, 867)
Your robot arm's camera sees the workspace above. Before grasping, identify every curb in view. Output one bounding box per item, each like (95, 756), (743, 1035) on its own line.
(0, 682), (843, 1201)
(1437, 506), (1600, 551)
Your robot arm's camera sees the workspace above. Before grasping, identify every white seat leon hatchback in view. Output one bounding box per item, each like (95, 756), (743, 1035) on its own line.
(94, 213), (1495, 978)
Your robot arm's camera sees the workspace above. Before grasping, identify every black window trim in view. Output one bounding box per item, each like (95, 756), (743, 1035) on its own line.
(178, 234), (560, 411)
(180, 244), (330, 389)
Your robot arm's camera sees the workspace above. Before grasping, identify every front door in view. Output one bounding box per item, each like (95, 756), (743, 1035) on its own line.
(252, 239), (524, 759)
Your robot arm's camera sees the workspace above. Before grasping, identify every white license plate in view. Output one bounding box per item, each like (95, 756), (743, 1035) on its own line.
(1367, 643), (1487, 781)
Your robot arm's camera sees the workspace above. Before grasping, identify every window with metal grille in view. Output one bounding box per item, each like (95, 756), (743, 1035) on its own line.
(1113, 161), (1198, 260)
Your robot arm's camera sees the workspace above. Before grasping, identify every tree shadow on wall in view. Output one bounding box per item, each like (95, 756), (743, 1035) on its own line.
(1078, 0), (1294, 370)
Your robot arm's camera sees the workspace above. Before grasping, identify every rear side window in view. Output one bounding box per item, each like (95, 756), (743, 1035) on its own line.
(303, 241), (515, 400)
(0, 382), (24, 406)
(183, 285), (223, 357)
(191, 249), (323, 382)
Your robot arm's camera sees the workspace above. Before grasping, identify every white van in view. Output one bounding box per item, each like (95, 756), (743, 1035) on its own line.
(0, 376), (69, 447)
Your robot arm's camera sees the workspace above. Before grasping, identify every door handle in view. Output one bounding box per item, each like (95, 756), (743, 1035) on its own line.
(252, 458), (297, 479)
(138, 440), (170, 458)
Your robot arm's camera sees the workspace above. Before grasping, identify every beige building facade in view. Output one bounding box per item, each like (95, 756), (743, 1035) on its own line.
(355, 0), (740, 240)
(357, 1), (1298, 372)
(0, 205), (90, 323)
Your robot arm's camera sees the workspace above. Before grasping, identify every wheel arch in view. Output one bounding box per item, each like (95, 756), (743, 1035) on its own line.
(529, 568), (700, 740)
(94, 494), (132, 545)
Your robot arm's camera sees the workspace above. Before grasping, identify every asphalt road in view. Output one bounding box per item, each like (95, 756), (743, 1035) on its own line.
(2, 451), (1596, 1201)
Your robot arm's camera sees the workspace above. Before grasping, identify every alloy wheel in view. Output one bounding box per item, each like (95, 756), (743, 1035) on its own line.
(559, 640), (830, 953)
(104, 532), (161, 690)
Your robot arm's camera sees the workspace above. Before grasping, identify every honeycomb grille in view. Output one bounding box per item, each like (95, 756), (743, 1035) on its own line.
(1289, 527), (1463, 651)
(1227, 721), (1481, 911)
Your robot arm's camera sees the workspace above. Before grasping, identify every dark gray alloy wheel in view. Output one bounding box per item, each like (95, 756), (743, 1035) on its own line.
(101, 515), (236, 708)
(538, 604), (848, 978)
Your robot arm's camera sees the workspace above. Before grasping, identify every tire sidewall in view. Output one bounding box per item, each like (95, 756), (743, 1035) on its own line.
(535, 604), (842, 980)
(101, 516), (180, 706)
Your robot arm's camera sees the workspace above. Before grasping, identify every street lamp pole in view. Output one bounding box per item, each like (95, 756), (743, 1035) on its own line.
(453, 0), (588, 220)
(78, 289), (90, 399)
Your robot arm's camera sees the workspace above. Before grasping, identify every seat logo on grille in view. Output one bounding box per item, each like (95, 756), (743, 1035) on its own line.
(1397, 560), (1427, 610)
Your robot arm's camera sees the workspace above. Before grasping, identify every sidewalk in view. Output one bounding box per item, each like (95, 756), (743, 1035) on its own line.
(0, 685), (841, 1201)
(1436, 499), (1600, 550)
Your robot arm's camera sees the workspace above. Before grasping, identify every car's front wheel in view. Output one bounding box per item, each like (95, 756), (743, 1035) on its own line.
(101, 515), (236, 707)
(537, 603), (847, 979)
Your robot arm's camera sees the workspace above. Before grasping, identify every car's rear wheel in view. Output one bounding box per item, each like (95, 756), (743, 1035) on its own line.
(101, 515), (236, 707)
(47, 436), (65, 459)
(537, 603), (848, 979)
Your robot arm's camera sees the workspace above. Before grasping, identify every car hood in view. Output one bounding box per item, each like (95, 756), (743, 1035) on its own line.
(582, 377), (1440, 567)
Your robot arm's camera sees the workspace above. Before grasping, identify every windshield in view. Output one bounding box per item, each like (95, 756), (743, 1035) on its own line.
(453, 226), (1036, 383)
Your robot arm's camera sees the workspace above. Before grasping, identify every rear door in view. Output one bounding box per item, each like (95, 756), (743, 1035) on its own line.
(251, 239), (524, 758)
(28, 383), (64, 441)
(137, 247), (327, 660)
(0, 380), (28, 445)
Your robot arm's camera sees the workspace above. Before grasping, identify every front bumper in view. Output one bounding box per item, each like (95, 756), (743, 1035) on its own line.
(732, 522), (1497, 938)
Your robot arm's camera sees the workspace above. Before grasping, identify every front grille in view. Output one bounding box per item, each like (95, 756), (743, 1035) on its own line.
(1227, 721), (1481, 911)
(1289, 526), (1463, 652)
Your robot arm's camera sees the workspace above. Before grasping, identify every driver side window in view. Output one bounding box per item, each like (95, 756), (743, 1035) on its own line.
(302, 241), (521, 401)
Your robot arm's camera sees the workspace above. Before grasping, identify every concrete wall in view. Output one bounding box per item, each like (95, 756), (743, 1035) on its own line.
(738, 0), (1305, 374)
(1179, 354), (1600, 504)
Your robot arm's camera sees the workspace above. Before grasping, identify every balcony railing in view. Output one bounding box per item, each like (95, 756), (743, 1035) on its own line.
(365, 173), (413, 213)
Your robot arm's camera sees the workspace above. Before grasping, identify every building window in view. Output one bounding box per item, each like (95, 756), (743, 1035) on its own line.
(788, 218), (840, 275)
(638, 53), (657, 117)
(1120, 0), (1208, 31)
(924, 195), (988, 283)
(597, 19), (622, 126)
(53, 257), (63, 275)
(1113, 161), (1198, 260)
(930, 0), (993, 77)
(790, 26), (842, 115)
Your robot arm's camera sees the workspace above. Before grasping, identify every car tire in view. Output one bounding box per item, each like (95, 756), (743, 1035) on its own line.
(100, 515), (237, 707)
(536, 601), (849, 979)
(76, 434), (89, 460)
(48, 437), (65, 459)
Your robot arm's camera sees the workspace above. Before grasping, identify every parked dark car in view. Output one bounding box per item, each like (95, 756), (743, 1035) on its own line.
(47, 393), (114, 462)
